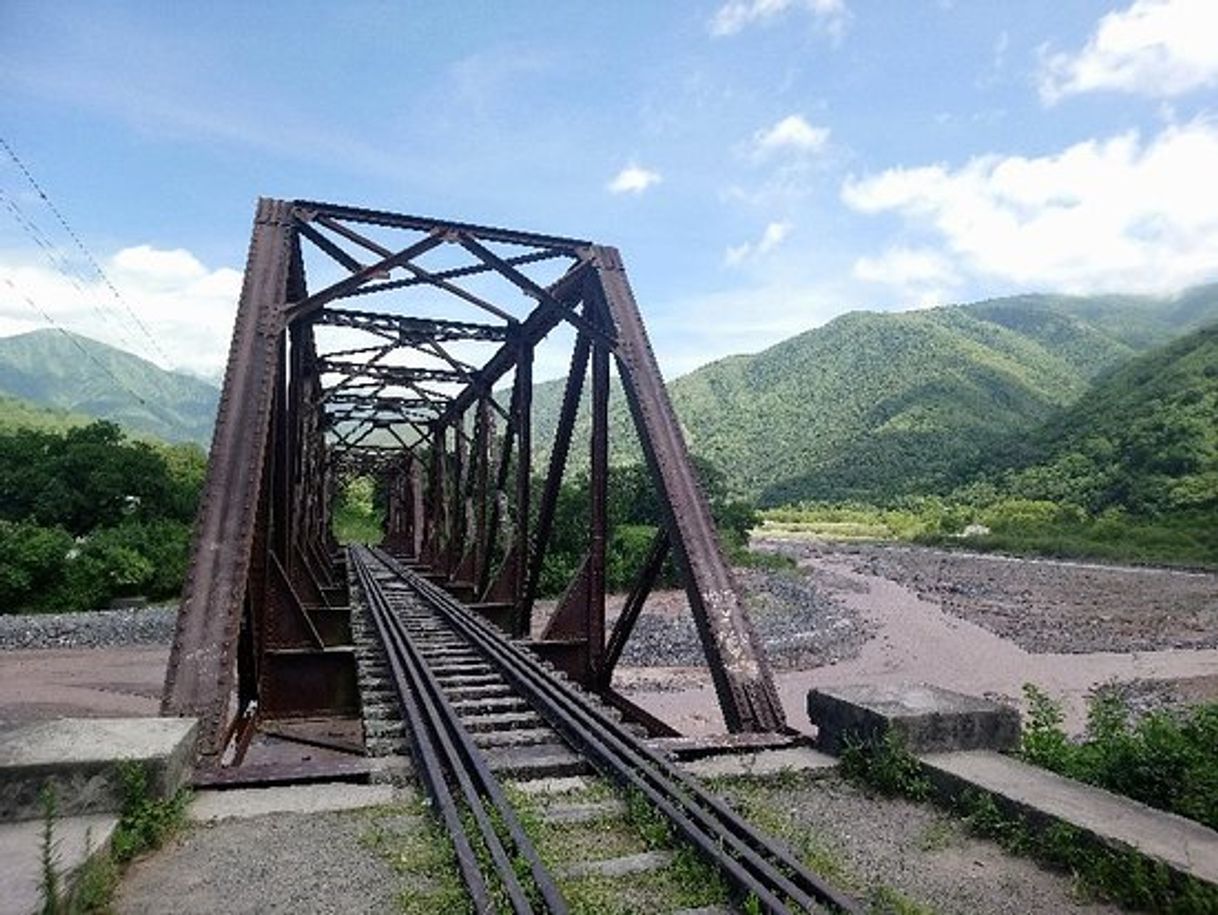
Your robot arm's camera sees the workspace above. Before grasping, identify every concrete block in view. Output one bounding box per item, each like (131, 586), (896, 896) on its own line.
(922, 750), (1218, 890)
(0, 717), (197, 821)
(807, 683), (1019, 755)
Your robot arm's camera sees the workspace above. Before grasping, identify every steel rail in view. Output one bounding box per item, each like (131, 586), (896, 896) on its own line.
(351, 548), (568, 914)
(369, 546), (863, 915)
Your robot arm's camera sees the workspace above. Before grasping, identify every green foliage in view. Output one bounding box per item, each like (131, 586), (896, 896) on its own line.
(332, 475), (383, 544)
(39, 784), (61, 915)
(535, 458), (752, 596)
(110, 761), (190, 864)
(839, 731), (931, 801)
(956, 788), (1218, 913)
(0, 421), (202, 613)
(1020, 685), (1218, 833)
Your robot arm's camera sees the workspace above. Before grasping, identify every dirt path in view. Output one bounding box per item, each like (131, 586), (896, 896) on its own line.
(620, 543), (1218, 734)
(0, 646), (167, 725)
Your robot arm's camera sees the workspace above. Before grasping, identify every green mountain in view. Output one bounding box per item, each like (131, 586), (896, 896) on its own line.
(530, 283), (1218, 505)
(0, 330), (218, 444)
(982, 322), (1218, 515)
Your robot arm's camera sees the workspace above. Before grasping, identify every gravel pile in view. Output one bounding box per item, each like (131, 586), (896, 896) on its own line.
(0, 605), (177, 650)
(617, 564), (872, 671)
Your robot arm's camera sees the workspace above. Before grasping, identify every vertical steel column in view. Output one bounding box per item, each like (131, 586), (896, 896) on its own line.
(587, 309), (610, 680)
(591, 245), (786, 733)
(511, 347), (532, 634)
(162, 198), (294, 756)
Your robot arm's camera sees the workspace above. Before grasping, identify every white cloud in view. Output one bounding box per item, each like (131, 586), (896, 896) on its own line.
(724, 221), (793, 265)
(753, 115), (830, 158)
(709, 0), (848, 40)
(1040, 0), (1218, 103)
(0, 244), (241, 378)
(842, 118), (1218, 294)
(649, 279), (848, 378)
(607, 164), (663, 195)
(853, 247), (961, 307)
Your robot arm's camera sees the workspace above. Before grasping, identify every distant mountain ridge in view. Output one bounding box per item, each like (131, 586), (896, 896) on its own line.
(0, 330), (219, 444)
(531, 283), (1218, 505)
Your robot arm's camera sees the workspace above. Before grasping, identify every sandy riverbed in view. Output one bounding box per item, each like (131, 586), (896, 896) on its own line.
(616, 539), (1218, 735)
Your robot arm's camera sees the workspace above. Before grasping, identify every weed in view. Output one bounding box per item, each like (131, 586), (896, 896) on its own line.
(955, 788), (1218, 913)
(839, 731), (931, 801)
(39, 784), (61, 915)
(868, 884), (939, 915)
(1020, 684), (1218, 832)
(914, 817), (958, 853)
(623, 788), (671, 849)
(110, 761), (190, 864)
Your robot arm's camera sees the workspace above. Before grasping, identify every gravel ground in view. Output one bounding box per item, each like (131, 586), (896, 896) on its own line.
(720, 772), (1124, 915)
(537, 565), (872, 674)
(762, 538), (1218, 655)
(0, 605), (176, 650)
(116, 808), (407, 915)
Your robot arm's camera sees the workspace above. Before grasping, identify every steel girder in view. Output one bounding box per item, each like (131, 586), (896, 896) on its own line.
(163, 197), (785, 765)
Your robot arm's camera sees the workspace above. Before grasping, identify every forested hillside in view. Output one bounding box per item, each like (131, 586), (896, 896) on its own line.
(967, 323), (1218, 517)
(0, 393), (93, 433)
(531, 284), (1218, 505)
(0, 329), (218, 444)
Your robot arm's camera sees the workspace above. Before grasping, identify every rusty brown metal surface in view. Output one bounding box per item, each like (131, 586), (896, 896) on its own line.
(161, 198), (294, 757)
(591, 244), (786, 732)
(165, 197), (787, 779)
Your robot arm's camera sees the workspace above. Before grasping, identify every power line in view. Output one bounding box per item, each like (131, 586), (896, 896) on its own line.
(0, 135), (173, 366)
(0, 186), (143, 357)
(1, 273), (150, 407)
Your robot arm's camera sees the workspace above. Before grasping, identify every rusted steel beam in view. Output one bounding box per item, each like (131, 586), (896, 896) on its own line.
(162, 198), (295, 756)
(592, 245), (786, 733)
(437, 261), (590, 425)
(316, 359), (470, 385)
(316, 308), (510, 343)
(346, 249), (567, 299)
(294, 199), (592, 252)
(601, 529), (669, 687)
(283, 231), (445, 324)
(521, 332), (590, 630)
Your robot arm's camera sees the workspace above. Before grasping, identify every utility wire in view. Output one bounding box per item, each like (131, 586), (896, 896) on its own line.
(0, 186), (143, 356)
(0, 135), (173, 365)
(1, 273), (150, 407)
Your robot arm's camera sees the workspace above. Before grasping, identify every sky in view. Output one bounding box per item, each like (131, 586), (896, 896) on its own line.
(2, 0), (1217, 382)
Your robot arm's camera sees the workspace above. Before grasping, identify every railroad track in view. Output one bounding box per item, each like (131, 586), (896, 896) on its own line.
(349, 545), (862, 915)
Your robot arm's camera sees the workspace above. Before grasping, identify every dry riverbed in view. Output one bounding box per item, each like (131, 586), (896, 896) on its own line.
(616, 538), (1218, 734)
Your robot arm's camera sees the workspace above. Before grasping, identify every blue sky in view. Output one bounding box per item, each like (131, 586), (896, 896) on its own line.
(2, 0), (1217, 380)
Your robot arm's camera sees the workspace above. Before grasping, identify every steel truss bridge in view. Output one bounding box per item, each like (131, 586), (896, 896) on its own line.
(162, 198), (787, 767)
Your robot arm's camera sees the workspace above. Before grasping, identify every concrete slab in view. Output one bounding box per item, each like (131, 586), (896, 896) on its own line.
(0, 717), (196, 821)
(923, 750), (1218, 889)
(540, 799), (626, 825)
(807, 683), (1019, 755)
(560, 849), (673, 879)
(188, 782), (398, 822)
(506, 775), (592, 796)
(679, 746), (838, 780)
(485, 743), (590, 779)
(0, 813), (117, 915)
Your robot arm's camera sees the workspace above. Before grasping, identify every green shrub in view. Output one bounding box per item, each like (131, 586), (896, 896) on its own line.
(1020, 684), (1218, 832)
(0, 521), (73, 612)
